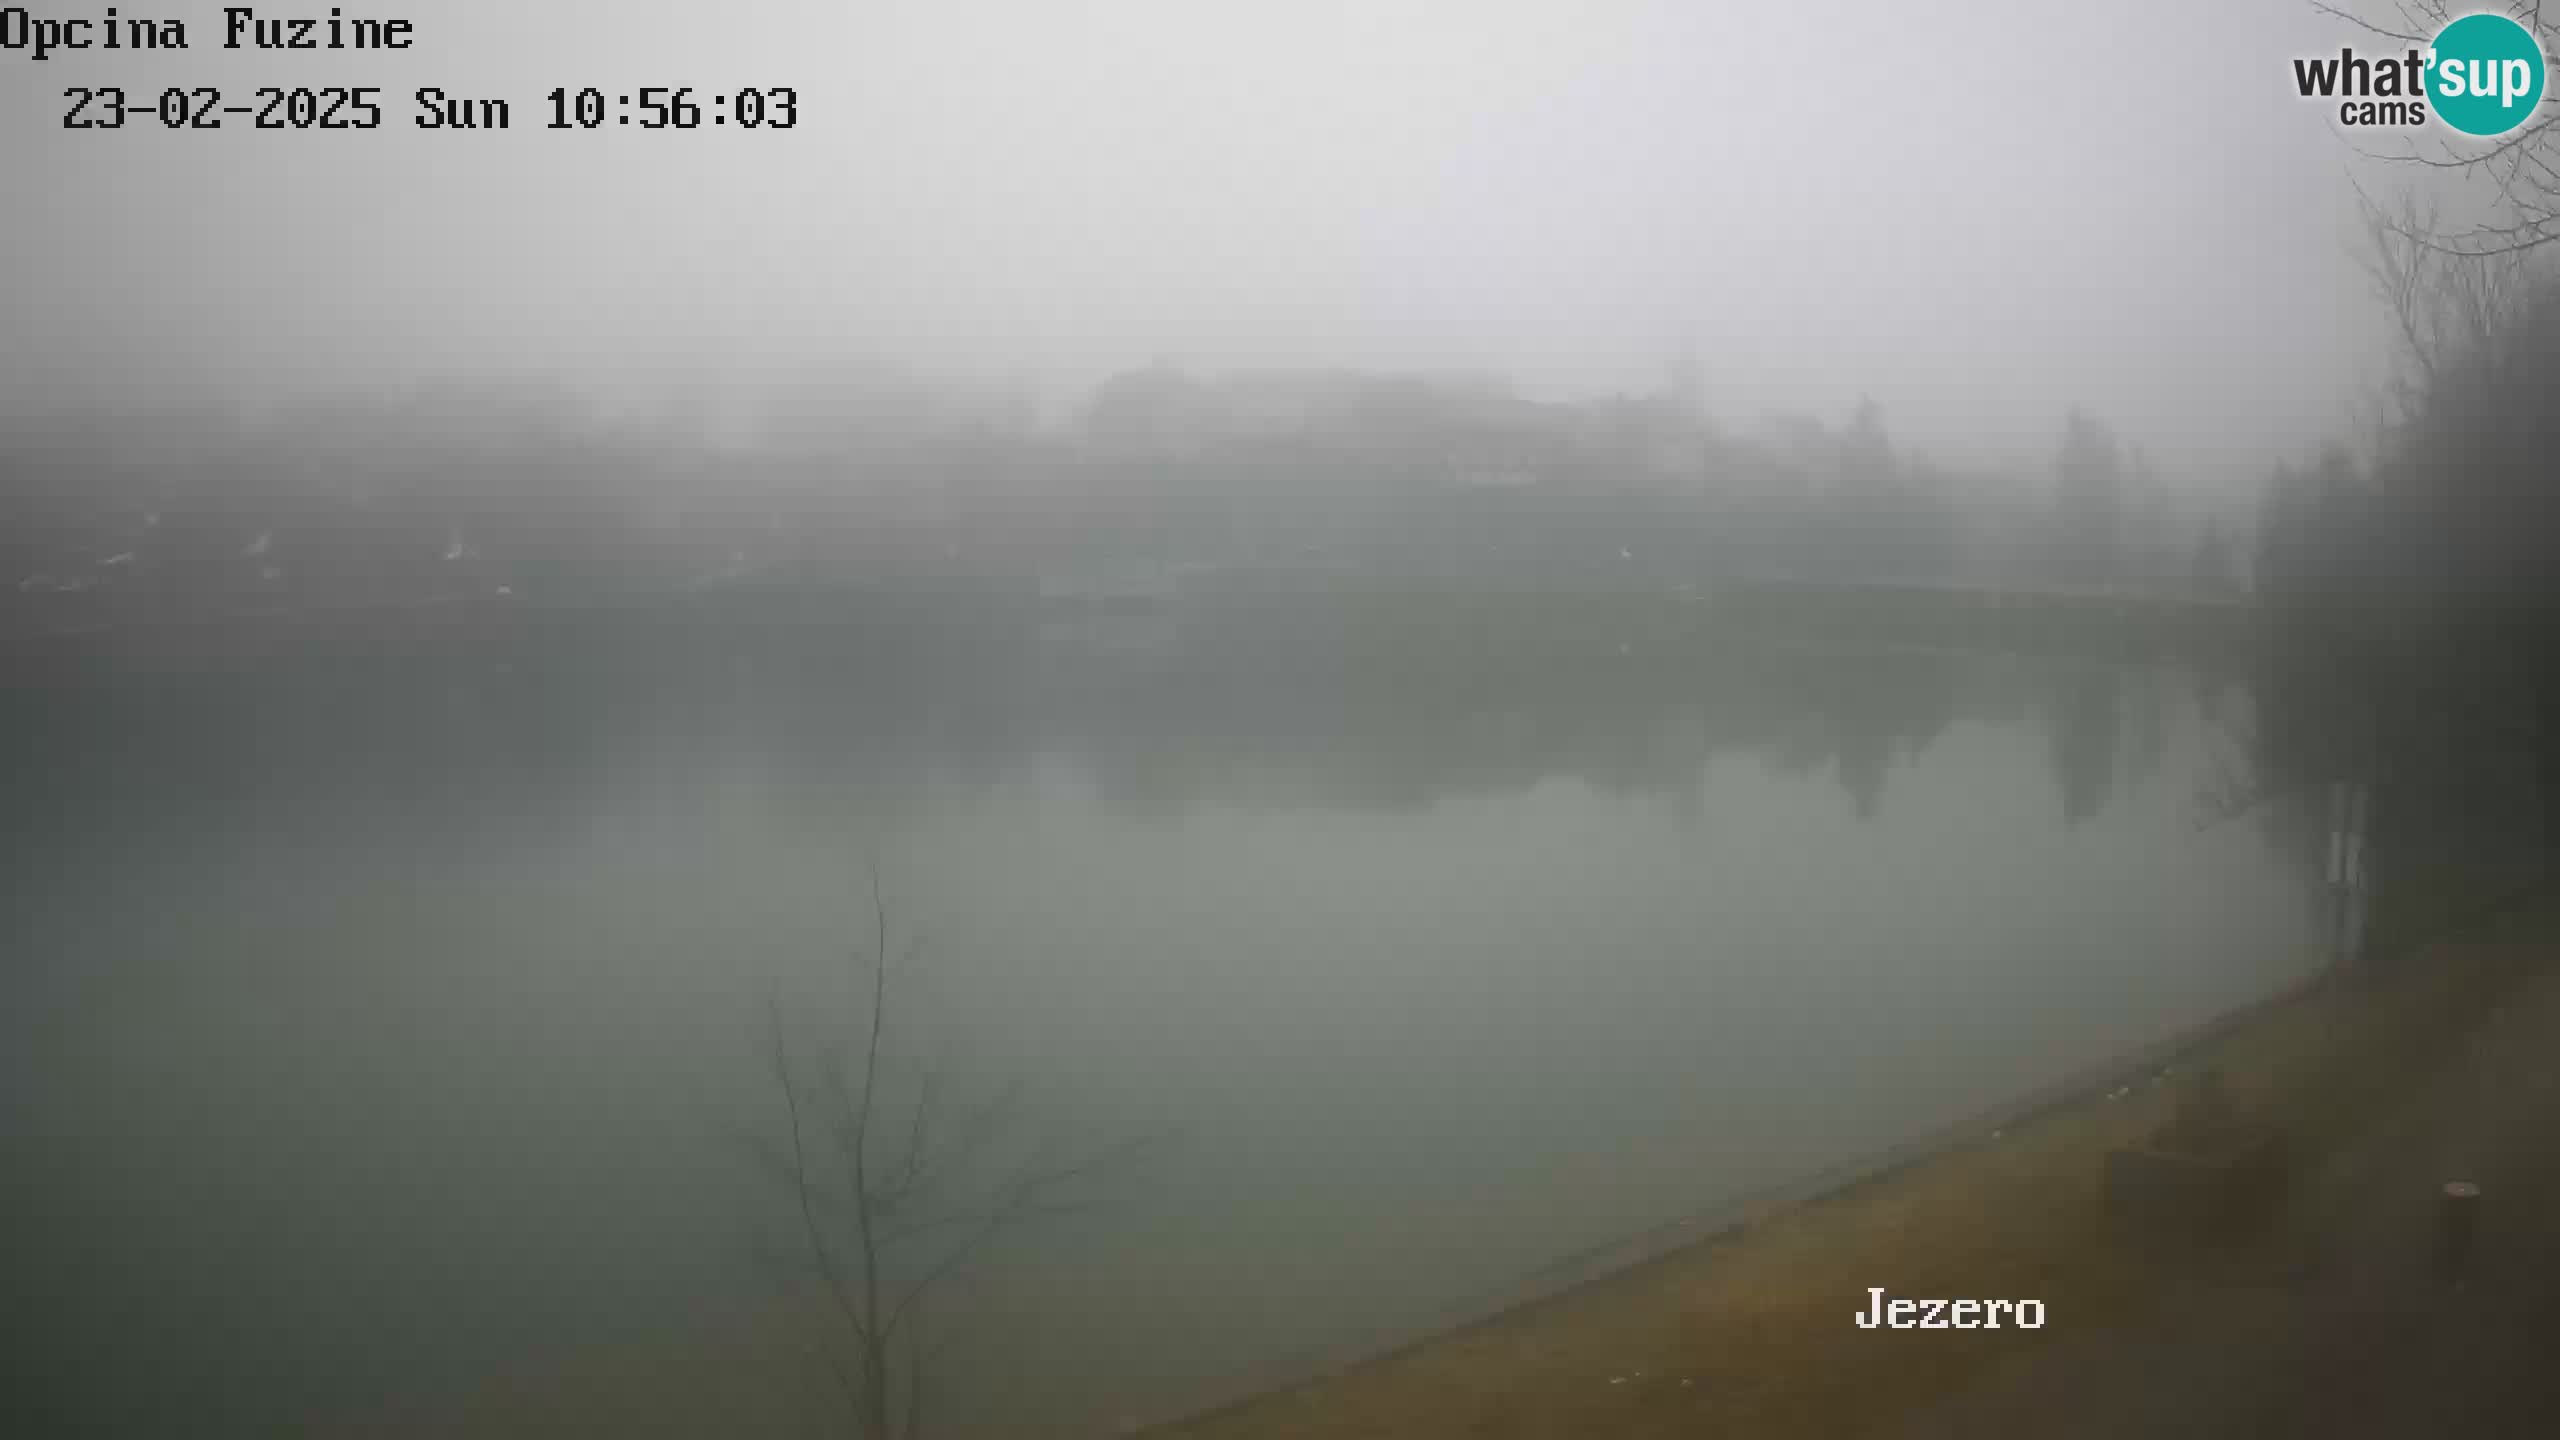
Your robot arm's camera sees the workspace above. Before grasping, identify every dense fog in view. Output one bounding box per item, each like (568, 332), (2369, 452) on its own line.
(12, 3), (2560, 1439)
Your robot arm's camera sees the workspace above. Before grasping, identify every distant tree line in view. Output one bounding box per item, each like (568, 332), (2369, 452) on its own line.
(3, 359), (2236, 641)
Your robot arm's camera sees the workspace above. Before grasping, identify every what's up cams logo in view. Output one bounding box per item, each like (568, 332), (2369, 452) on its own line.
(2295, 11), (2549, 136)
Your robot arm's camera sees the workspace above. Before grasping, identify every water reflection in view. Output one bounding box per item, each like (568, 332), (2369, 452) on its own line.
(12, 626), (2186, 849)
(0, 618), (2299, 1439)
(2044, 665), (2120, 826)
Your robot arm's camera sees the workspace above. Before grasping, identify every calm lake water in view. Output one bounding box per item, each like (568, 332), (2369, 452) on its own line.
(2, 614), (2323, 1436)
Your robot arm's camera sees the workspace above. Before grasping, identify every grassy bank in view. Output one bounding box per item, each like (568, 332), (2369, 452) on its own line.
(1155, 891), (2560, 1440)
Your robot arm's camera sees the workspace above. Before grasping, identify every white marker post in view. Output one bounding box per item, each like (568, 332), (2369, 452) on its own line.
(2328, 780), (2372, 967)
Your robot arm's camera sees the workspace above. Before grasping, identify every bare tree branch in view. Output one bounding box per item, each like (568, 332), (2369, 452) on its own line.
(2308, 0), (2430, 44)
(768, 988), (872, 1347)
(2314, 2), (2560, 257)
(756, 874), (1154, 1438)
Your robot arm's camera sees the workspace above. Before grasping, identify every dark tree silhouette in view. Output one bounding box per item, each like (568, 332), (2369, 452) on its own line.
(2230, 107), (2560, 950)
(2052, 410), (2126, 590)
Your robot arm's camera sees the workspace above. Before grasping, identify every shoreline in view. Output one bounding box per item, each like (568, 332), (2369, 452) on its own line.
(1147, 886), (2558, 1439)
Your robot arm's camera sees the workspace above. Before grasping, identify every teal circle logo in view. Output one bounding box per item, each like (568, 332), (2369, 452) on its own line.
(2432, 14), (2547, 136)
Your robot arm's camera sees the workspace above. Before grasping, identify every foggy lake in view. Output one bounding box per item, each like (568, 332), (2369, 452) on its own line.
(14, 0), (2560, 1427)
(1, 615), (2323, 1437)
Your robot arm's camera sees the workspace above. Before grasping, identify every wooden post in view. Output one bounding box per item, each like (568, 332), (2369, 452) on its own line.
(2437, 1180), (2481, 1282)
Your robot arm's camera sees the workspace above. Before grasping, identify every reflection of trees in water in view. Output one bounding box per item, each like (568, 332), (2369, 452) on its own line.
(2121, 665), (2172, 790)
(1070, 644), (2009, 823)
(1756, 650), (1960, 819)
(9, 657), (631, 864)
(2186, 642), (2244, 739)
(2031, 661), (2181, 828)
(10, 632), (1051, 864)
(2043, 666), (2119, 826)
(22, 626), (2196, 859)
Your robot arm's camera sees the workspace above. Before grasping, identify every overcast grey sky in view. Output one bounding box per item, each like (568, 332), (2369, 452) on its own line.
(0, 1), (2422, 482)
